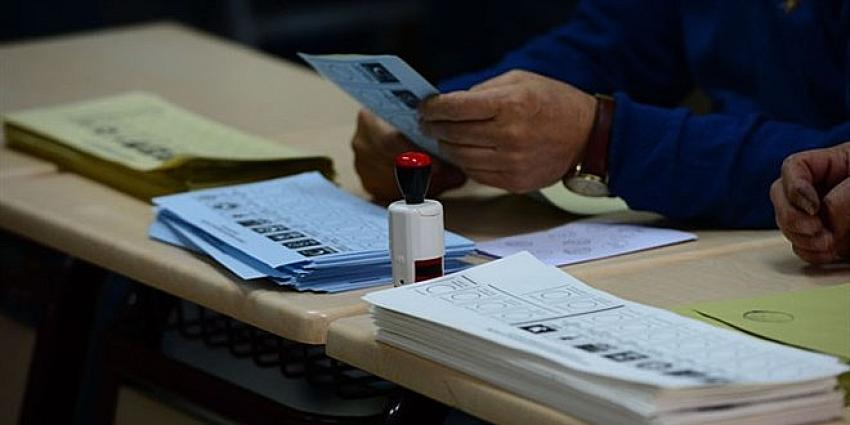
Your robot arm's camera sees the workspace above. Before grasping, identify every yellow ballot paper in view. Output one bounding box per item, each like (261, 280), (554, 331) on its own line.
(673, 283), (850, 404)
(3, 92), (334, 199)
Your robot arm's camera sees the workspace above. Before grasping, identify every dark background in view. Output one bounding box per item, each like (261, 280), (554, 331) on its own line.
(0, 0), (578, 82)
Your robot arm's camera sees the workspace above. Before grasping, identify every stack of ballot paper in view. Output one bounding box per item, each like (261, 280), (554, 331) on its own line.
(149, 172), (475, 292)
(365, 252), (849, 425)
(3, 92), (334, 199)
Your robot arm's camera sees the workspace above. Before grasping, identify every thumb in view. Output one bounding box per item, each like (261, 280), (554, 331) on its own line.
(823, 177), (850, 242)
(429, 161), (467, 196)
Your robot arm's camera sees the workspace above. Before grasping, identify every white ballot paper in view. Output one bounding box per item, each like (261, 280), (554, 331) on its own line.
(299, 53), (445, 161)
(365, 252), (848, 425)
(477, 221), (697, 266)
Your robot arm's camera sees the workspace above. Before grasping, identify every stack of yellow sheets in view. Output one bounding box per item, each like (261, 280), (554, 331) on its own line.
(3, 92), (334, 199)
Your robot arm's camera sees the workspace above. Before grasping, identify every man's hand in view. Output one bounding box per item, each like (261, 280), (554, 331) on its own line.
(770, 142), (850, 264)
(351, 109), (466, 202)
(419, 70), (597, 194)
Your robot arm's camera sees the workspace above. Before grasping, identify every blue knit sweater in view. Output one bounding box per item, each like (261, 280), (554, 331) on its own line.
(440, 0), (850, 228)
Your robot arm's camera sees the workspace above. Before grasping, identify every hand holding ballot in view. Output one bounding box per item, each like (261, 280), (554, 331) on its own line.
(299, 53), (468, 201)
(418, 71), (597, 194)
(302, 54), (598, 199)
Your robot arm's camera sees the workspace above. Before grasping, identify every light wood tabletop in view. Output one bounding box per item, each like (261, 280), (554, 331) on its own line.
(327, 241), (850, 425)
(0, 22), (361, 140)
(0, 148), (56, 179)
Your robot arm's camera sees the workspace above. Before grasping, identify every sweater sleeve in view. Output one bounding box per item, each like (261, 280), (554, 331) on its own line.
(609, 93), (850, 228)
(438, 0), (692, 106)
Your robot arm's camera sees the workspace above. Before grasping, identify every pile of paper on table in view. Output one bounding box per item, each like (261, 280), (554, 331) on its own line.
(365, 252), (848, 425)
(149, 172), (475, 292)
(3, 93), (334, 199)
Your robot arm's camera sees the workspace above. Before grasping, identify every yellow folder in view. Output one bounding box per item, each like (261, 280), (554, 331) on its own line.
(673, 283), (850, 404)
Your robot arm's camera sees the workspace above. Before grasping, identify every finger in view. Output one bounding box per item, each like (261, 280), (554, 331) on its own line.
(797, 143), (850, 184)
(361, 112), (421, 154)
(781, 230), (836, 252)
(352, 110), (381, 154)
(419, 90), (502, 122)
(823, 177), (850, 237)
(353, 154), (398, 201)
(792, 245), (840, 265)
(422, 121), (500, 148)
(358, 108), (393, 136)
(781, 207), (825, 235)
(463, 169), (506, 189)
(438, 143), (500, 171)
(781, 144), (850, 213)
(469, 70), (530, 91)
(780, 155), (820, 215)
(771, 180), (825, 235)
(464, 169), (535, 194)
(429, 162), (468, 195)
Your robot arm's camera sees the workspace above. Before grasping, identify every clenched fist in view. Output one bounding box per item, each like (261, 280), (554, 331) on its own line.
(419, 70), (597, 194)
(770, 142), (850, 264)
(351, 109), (466, 202)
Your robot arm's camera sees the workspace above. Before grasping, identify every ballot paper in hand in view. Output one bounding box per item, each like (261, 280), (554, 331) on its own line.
(299, 53), (445, 161)
(149, 172), (475, 292)
(477, 220), (697, 266)
(365, 252), (848, 425)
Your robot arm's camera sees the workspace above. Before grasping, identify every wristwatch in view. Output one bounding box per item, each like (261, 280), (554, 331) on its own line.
(563, 94), (615, 197)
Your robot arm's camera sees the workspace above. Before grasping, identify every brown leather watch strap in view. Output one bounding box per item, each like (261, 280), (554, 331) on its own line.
(581, 95), (615, 178)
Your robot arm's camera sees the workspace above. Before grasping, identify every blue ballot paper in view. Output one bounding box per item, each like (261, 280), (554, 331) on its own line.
(299, 53), (446, 162)
(149, 172), (475, 292)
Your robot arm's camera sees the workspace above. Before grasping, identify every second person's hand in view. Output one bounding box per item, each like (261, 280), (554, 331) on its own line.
(770, 142), (850, 264)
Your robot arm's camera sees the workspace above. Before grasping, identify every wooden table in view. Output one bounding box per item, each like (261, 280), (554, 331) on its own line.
(0, 148), (56, 179)
(2, 21), (845, 425)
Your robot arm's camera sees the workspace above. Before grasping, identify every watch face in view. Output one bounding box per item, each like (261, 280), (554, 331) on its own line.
(565, 175), (610, 197)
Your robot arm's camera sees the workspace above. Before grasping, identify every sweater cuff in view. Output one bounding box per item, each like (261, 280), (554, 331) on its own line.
(607, 92), (689, 211)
